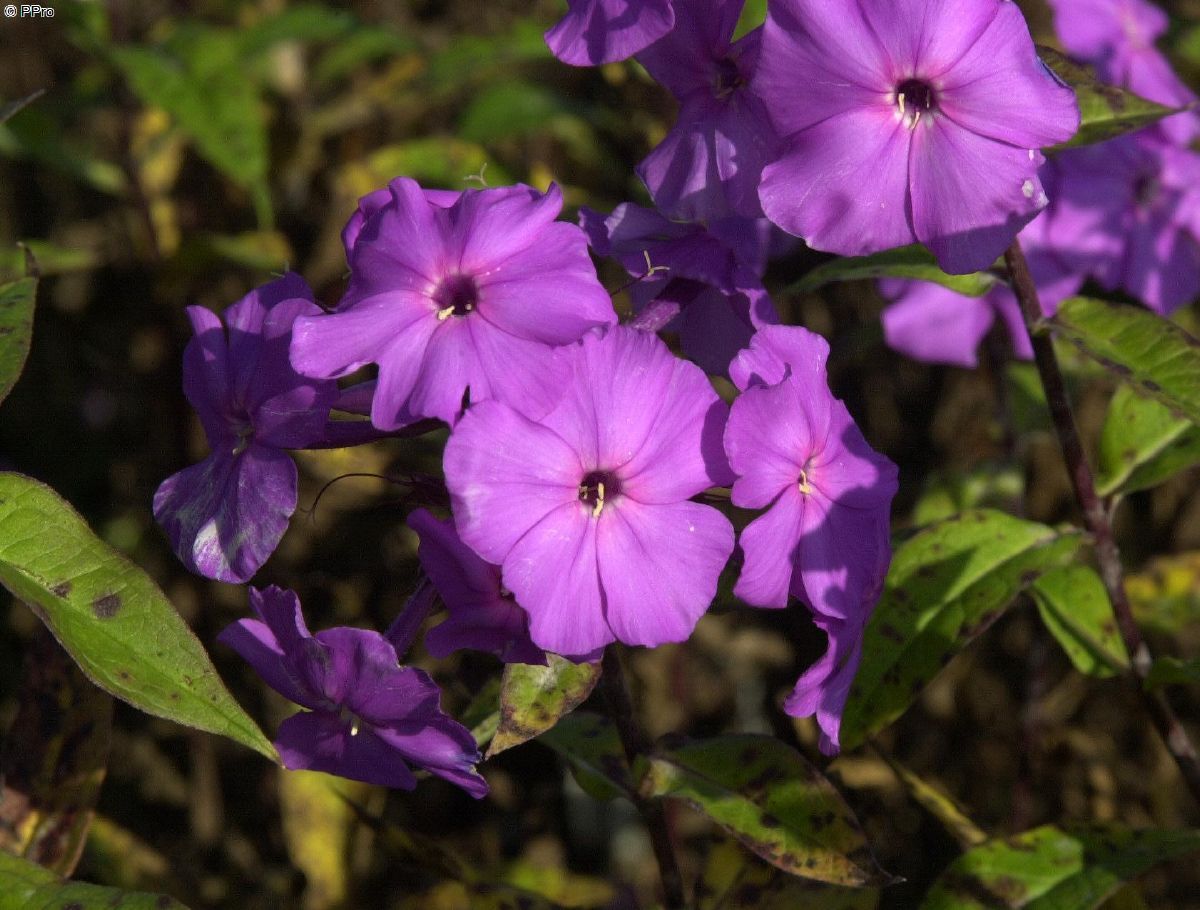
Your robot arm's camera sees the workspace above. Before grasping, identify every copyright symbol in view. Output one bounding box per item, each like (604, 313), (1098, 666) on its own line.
(3, 6), (17, 17)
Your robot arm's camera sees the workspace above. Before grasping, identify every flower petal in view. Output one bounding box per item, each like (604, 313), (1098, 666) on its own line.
(733, 486), (806, 609)
(276, 712), (419, 789)
(544, 0), (674, 66)
(217, 618), (321, 710)
(880, 279), (995, 367)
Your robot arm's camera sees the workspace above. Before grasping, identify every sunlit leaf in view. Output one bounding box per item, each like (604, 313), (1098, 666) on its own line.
(641, 734), (893, 886)
(0, 631), (112, 875)
(278, 770), (367, 910)
(1097, 385), (1200, 496)
(698, 839), (879, 910)
(0, 473), (276, 761)
(841, 510), (1082, 750)
(789, 245), (997, 297)
(1031, 565), (1129, 678)
(1127, 552), (1200, 635)
(458, 81), (576, 143)
(355, 138), (512, 193)
(1051, 297), (1200, 426)
(919, 824), (1200, 909)
(1038, 47), (1183, 150)
(0, 851), (188, 910)
(538, 711), (633, 802)
(488, 655), (601, 758)
(0, 276), (36, 406)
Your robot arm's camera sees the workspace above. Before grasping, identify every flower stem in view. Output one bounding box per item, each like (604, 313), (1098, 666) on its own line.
(1004, 237), (1200, 803)
(599, 647), (687, 909)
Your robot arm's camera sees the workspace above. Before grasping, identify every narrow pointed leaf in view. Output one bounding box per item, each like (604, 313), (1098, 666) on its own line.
(0, 473), (276, 761)
(841, 510), (1082, 750)
(698, 839), (879, 910)
(874, 751), (987, 849)
(0, 851), (189, 910)
(919, 824), (1200, 910)
(1038, 47), (1182, 150)
(538, 711), (633, 801)
(789, 245), (996, 297)
(1144, 656), (1200, 690)
(0, 276), (36, 406)
(641, 734), (894, 887)
(1051, 297), (1200, 426)
(1097, 385), (1200, 496)
(1031, 565), (1129, 677)
(487, 655), (602, 758)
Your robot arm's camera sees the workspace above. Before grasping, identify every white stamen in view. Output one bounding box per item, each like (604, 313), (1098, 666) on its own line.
(798, 470), (813, 495)
(592, 481), (605, 518)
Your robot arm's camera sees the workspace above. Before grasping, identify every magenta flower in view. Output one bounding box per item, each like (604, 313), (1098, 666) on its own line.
(634, 0), (781, 220)
(153, 274), (337, 583)
(753, 0), (1079, 274)
(579, 203), (778, 375)
(724, 326), (897, 753)
(444, 326), (735, 656)
(290, 179), (616, 428)
(1048, 0), (1198, 142)
(545, 0), (675, 66)
(408, 508), (546, 665)
(220, 586), (487, 796)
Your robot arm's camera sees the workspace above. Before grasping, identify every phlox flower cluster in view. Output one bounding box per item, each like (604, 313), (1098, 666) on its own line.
(156, 0), (1195, 789)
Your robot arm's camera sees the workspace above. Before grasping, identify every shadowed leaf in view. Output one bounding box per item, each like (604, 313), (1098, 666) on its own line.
(0, 850), (189, 909)
(641, 734), (894, 887)
(0, 276), (36, 407)
(697, 839), (879, 910)
(1051, 297), (1200, 426)
(873, 750), (988, 850)
(789, 245), (997, 297)
(1144, 657), (1200, 690)
(919, 824), (1200, 909)
(488, 655), (601, 758)
(1097, 385), (1200, 497)
(1039, 47), (1182, 150)
(279, 771), (368, 910)
(0, 630), (112, 875)
(538, 711), (633, 802)
(841, 510), (1082, 750)
(0, 473), (276, 761)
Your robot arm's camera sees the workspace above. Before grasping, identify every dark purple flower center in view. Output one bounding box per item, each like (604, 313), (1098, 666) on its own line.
(895, 78), (936, 125)
(434, 273), (480, 320)
(579, 470), (620, 517)
(713, 57), (745, 99)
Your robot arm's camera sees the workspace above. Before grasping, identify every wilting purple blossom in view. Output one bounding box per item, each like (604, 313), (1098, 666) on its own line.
(1048, 0), (1198, 142)
(220, 586), (487, 795)
(444, 326), (735, 657)
(408, 509), (546, 665)
(1052, 133), (1200, 313)
(290, 179), (616, 428)
(153, 275), (337, 583)
(724, 326), (897, 753)
(753, 0), (1079, 274)
(545, 0), (675, 66)
(634, 0), (781, 220)
(580, 203), (778, 375)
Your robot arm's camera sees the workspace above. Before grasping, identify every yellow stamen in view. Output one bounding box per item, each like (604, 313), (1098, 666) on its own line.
(592, 481), (605, 518)
(897, 92), (906, 116)
(798, 470), (813, 495)
(437, 305), (456, 320)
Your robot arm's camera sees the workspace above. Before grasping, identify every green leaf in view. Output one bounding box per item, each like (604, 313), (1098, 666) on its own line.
(0, 108), (127, 195)
(461, 675), (502, 751)
(233, 4), (359, 59)
(698, 839), (879, 910)
(0, 276), (36, 407)
(641, 734), (893, 886)
(919, 824), (1200, 910)
(1031, 565), (1129, 678)
(538, 711), (633, 802)
(313, 27), (417, 86)
(458, 81), (575, 144)
(0, 473), (276, 761)
(112, 33), (269, 204)
(0, 90), (45, 126)
(841, 510), (1082, 750)
(1127, 552), (1200, 635)
(911, 463), (1025, 527)
(0, 631), (112, 875)
(355, 138), (512, 192)
(1051, 296), (1200, 426)
(1038, 47), (1182, 150)
(0, 241), (100, 281)
(789, 245), (997, 297)
(278, 770), (368, 910)
(873, 750), (988, 850)
(1144, 656), (1200, 690)
(1097, 385), (1200, 496)
(0, 850), (189, 910)
(487, 655), (602, 758)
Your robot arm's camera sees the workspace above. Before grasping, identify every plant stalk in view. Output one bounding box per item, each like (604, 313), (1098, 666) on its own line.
(1004, 237), (1200, 802)
(599, 647), (687, 909)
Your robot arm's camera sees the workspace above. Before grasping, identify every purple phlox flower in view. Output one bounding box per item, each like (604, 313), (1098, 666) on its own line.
(408, 508), (547, 665)
(634, 0), (782, 220)
(580, 202), (778, 376)
(1052, 132), (1200, 313)
(290, 178), (617, 428)
(753, 0), (1080, 274)
(220, 585), (487, 796)
(444, 325), (736, 657)
(879, 207), (1084, 368)
(154, 274), (338, 583)
(545, 0), (675, 66)
(723, 325), (898, 754)
(1048, 0), (1198, 143)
